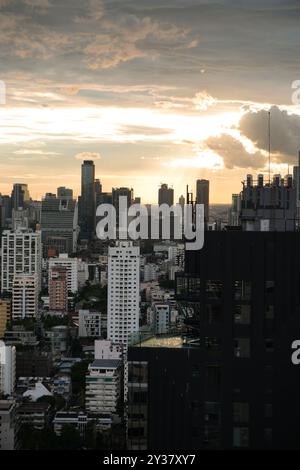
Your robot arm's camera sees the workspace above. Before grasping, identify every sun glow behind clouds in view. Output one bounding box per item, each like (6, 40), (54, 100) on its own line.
(0, 106), (242, 151)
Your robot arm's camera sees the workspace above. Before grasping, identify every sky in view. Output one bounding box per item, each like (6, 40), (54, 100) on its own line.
(0, 0), (300, 203)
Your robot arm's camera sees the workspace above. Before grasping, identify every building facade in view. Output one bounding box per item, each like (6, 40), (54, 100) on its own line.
(0, 341), (16, 396)
(107, 241), (140, 346)
(1, 228), (41, 293)
(12, 274), (39, 320)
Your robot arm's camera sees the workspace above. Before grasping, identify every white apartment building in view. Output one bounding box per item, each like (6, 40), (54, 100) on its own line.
(107, 241), (140, 346)
(78, 310), (101, 338)
(12, 274), (39, 320)
(0, 401), (19, 450)
(48, 254), (79, 293)
(94, 339), (123, 360)
(0, 341), (16, 396)
(85, 359), (122, 415)
(1, 229), (42, 293)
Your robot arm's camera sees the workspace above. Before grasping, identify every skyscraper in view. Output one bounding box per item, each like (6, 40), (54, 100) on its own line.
(158, 184), (174, 206)
(95, 179), (102, 207)
(80, 160), (95, 240)
(196, 179), (209, 226)
(112, 187), (134, 237)
(107, 241), (139, 346)
(11, 184), (30, 211)
(41, 194), (78, 256)
(57, 187), (73, 199)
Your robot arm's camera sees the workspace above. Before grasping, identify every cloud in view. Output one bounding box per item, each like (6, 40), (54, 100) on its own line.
(193, 91), (216, 111)
(205, 134), (266, 169)
(239, 106), (300, 163)
(75, 152), (101, 161)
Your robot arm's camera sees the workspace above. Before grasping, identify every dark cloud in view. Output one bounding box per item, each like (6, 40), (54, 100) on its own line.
(206, 134), (266, 169)
(239, 106), (300, 163)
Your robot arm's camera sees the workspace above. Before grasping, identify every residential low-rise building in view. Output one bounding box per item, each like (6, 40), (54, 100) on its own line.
(17, 402), (51, 430)
(85, 359), (122, 415)
(53, 374), (72, 402)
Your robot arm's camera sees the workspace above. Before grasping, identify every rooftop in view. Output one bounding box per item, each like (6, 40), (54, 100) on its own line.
(133, 335), (183, 349)
(91, 359), (122, 369)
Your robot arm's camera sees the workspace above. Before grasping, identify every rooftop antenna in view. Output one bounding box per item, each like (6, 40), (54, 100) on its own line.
(268, 110), (271, 184)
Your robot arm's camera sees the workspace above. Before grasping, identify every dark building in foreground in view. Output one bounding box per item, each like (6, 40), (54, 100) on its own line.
(128, 231), (300, 450)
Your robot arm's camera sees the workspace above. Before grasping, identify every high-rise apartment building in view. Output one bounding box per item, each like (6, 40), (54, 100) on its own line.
(79, 160), (95, 240)
(41, 194), (78, 256)
(129, 230), (300, 450)
(158, 184), (174, 206)
(12, 274), (38, 320)
(0, 341), (16, 396)
(49, 266), (68, 313)
(196, 179), (209, 226)
(48, 254), (79, 293)
(1, 228), (42, 293)
(107, 241), (140, 346)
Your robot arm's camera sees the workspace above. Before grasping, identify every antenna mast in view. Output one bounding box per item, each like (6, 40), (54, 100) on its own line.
(268, 110), (271, 184)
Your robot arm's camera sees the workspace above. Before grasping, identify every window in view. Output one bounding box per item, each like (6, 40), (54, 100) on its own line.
(265, 404), (273, 418)
(234, 281), (251, 301)
(234, 305), (251, 324)
(204, 304), (222, 324)
(206, 366), (221, 389)
(264, 428), (272, 447)
(206, 280), (223, 300)
(205, 337), (222, 351)
(233, 427), (249, 448)
(234, 338), (250, 358)
(192, 365), (201, 378)
(233, 402), (249, 423)
(265, 339), (274, 353)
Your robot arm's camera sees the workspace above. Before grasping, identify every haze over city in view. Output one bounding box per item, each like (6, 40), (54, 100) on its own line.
(0, 0), (300, 202)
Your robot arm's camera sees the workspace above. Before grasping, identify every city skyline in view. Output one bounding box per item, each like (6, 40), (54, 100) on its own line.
(0, 0), (300, 202)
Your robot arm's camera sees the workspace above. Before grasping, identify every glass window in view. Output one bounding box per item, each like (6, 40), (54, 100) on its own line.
(205, 337), (222, 351)
(265, 404), (273, 418)
(233, 402), (249, 423)
(234, 281), (251, 301)
(206, 280), (223, 300)
(233, 427), (249, 448)
(234, 338), (250, 358)
(234, 304), (251, 324)
(204, 304), (222, 324)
